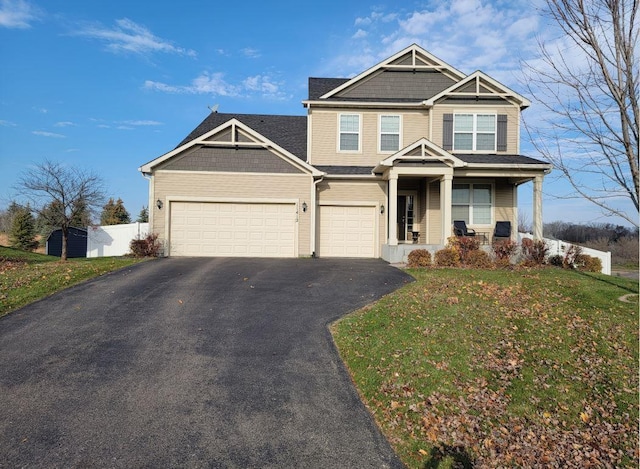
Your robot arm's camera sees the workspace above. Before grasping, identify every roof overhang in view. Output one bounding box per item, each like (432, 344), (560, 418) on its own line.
(139, 118), (323, 177)
(422, 71), (531, 109)
(373, 138), (466, 173)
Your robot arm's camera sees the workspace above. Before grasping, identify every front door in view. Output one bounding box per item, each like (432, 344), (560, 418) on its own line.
(397, 194), (415, 243)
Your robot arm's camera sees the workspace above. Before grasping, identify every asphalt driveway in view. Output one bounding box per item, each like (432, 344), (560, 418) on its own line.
(0, 258), (413, 468)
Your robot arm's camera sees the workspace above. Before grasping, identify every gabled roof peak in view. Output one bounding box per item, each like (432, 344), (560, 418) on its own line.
(317, 44), (467, 101)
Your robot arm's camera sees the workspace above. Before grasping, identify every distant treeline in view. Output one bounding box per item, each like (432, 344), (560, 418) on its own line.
(544, 221), (638, 244)
(544, 221), (638, 267)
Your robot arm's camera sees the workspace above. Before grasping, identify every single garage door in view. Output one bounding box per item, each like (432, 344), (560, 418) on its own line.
(318, 205), (376, 258)
(170, 201), (296, 257)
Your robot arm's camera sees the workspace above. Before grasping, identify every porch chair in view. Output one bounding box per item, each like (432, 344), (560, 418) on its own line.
(453, 220), (476, 237)
(493, 221), (512, 241)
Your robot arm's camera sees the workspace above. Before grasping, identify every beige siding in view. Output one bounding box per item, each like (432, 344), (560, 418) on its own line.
(494, 180), (515, 233)
(428, 182), (442, 244)
(152, 171), (313, 256)
(431, 105), (520, 154)
(309, 109), (429, 166)
(317, 179), (386, 255)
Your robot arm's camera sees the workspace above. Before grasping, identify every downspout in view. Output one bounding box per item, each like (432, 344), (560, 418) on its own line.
(310, 175), (324, 257)
(141, 172), (153, 230)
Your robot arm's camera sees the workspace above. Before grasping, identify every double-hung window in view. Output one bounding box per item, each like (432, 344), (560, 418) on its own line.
(453, 114), (496, 151)
(452, 183), (492, 225)
(379, 115), (401, 152)
(339, 114), (360, 152)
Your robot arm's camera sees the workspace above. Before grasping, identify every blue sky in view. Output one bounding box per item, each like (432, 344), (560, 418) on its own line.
(0, 0), (635, 227)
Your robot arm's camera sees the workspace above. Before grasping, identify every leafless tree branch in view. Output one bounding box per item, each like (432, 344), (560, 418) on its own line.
(522, 0), (639, 227)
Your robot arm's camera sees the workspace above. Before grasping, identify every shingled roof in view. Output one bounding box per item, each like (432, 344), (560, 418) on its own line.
(176, 113), (308, 161)
(308, 78), (350, 100)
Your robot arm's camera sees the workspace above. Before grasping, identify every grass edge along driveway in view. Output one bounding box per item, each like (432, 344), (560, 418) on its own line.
(331, 267), (639, 468)
(0, 246), (147, 317)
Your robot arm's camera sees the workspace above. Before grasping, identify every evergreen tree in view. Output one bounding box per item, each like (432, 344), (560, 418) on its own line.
(9, 206), (38, 251)
(100, 198), (130, 225)
(70, 197), (92, 228)
(136, 206), (149, 223)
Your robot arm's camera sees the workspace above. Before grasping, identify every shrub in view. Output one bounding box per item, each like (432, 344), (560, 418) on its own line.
(547, 254), (564, 267)
(449, 236), (480, 264)
(407, 249), (432, 268)
(492, 239), (517, 262)
(435, 248), (461, 267)
(574, 254), (603, 272)
(466, 249), (492, 269)
(563, 244), (583, 268)
(521, 238), (548, 265)
(129, 233), (161, 257)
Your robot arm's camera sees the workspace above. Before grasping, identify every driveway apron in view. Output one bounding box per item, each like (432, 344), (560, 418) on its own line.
(0, 258), (413, 468)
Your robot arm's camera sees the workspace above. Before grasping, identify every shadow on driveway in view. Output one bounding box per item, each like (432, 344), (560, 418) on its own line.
(0, 258), (413, 468)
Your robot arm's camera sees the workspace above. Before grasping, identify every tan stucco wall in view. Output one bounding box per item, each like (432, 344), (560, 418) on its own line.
(309, 109), (429, 166)
(152, 171), (314, 256)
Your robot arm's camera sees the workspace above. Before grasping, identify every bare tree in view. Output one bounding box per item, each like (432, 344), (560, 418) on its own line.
(15, 160), (104, 261)
(523, 0), (639, 227)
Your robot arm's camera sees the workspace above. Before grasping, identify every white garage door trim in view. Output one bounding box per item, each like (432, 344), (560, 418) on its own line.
(166, 197), (299, 257)
(317, 202), (379, 258)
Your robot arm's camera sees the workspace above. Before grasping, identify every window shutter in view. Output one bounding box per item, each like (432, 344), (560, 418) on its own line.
(443, 114), (453, 150)
(497, 114), (507, 151)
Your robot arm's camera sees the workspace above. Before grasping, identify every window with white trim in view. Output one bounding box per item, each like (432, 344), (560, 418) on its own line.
(379, 115), (401, 152)
(452, 183), (492, 225)
(453, 114), (496, 151)
(339, 114), (360, 152)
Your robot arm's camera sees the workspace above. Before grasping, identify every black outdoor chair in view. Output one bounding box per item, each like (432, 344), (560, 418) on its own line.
(493, 221), (512, 240)
(453, 220), (476, 237)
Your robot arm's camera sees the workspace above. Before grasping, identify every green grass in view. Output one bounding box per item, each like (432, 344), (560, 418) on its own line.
(331, 267), (639, 468)
(0, 246), (147, 317)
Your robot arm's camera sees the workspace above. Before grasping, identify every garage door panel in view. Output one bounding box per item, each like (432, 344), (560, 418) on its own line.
(319, 205), (376, 258)
(170, 202), (295, 257)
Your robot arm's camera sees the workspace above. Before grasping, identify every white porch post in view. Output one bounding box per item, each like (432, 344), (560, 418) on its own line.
(388, 174), (398, 246)
(533, 175), (543, 240)
(440, 174), (453, 243)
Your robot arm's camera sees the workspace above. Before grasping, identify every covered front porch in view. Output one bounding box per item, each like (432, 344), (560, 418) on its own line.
(375, 139), (549, 263)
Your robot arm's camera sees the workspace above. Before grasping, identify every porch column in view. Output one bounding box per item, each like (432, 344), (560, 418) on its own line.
(440, 174), (453, 243)
(533, 175), (543, 240)
(388, 174), (398, 245)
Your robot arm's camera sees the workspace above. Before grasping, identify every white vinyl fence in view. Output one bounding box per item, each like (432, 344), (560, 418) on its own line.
(86, 222), (149, 258)
(518, 232), (611, 275)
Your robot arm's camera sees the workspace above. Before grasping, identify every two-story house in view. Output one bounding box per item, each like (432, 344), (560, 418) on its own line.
(139, 44), (551, 260)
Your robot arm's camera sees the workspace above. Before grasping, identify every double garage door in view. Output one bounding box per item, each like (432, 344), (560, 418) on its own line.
(169, 201), (296, 257)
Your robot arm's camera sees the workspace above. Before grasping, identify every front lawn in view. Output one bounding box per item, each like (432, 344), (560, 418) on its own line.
(331, 268), (639, 468)
(0, 246), (147, 317)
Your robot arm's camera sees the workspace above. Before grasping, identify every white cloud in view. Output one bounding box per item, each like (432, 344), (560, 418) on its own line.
(0, 0), (40, 29)
(144, 71), (286, 99)
(32, 130), (65, 138)
(54, 121), (75, 127)
(0, 119), (17, 126)
(120, 120), (162, 126)
(73, 18), (196, 57)
(352, 29), (367, 39)
(241, 48), (260, 58)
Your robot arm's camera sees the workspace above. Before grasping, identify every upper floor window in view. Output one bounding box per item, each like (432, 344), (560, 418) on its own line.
(453, 114), (496, 151)
(339, 114), (361, 152)
(379, 115), (401, 152)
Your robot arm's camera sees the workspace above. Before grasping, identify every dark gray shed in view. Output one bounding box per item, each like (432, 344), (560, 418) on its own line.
(46, 227), (88, 258)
